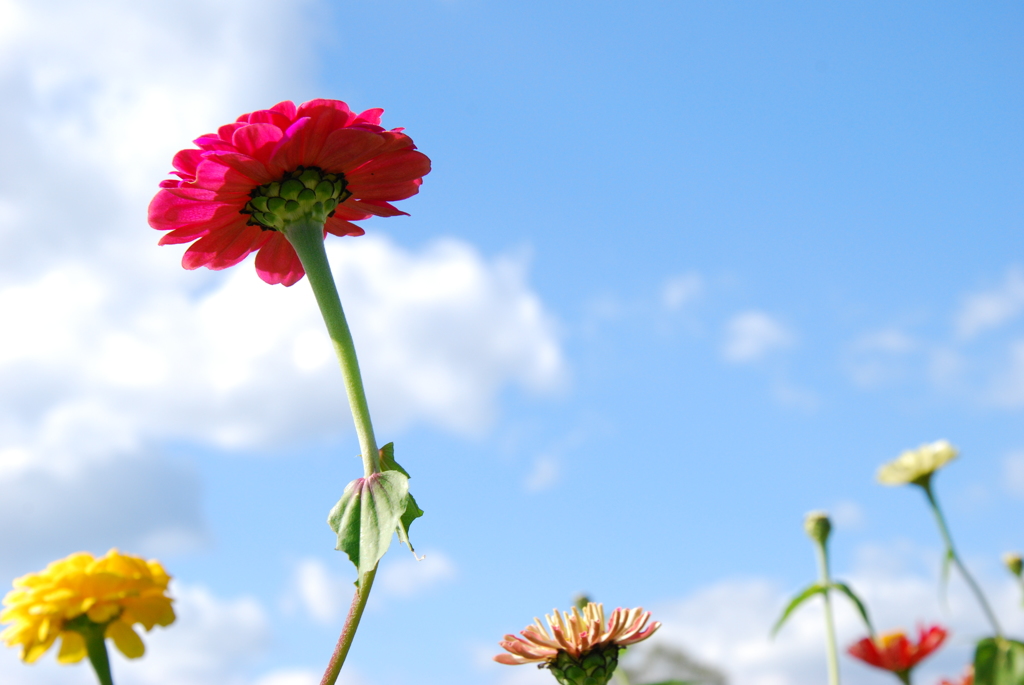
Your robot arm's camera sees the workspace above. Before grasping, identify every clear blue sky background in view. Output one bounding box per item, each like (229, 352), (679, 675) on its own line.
(1, 2), (1022, 684)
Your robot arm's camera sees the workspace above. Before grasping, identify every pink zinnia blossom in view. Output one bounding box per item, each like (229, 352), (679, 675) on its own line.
(495, 603), (660, 666)
(149, 99), (430, 286)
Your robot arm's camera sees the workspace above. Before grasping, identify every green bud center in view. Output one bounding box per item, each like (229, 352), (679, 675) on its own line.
(547, 644), (621, 685)
(241, 166), (351, 231)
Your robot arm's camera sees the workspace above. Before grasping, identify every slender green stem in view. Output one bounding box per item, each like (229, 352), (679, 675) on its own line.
(84, 632), (114, 685)
(284, 218), (379, 476)
(921, 482), (1003, 637)
(814, 539), (841, 685)
(319, 568), (377, 685)
(896, 670), (911, 685)
(71, 622), (114, 685)
(283, 218), (382, 685)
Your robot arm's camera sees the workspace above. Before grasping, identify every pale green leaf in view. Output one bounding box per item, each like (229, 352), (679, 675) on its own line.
(974, 637), (1024, 685)
(327, 471), (409, 578)
(771, 583), (826, 637)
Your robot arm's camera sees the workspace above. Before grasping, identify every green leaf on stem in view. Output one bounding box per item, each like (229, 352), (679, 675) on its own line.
(771, 583), (826, 637)
(397, 492), (424, 552)
(378, 442), (410, 478)
(378, 442), (423, 553)
(328, 471), (410, 578)
(974, 637), (1024, 685)
(830, 581), (874, 636)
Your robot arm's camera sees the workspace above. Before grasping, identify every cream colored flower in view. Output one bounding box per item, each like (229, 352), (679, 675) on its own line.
(495, 602), (659, 665)
(877, 440), (958, 486)
(1, 549), (175, 664)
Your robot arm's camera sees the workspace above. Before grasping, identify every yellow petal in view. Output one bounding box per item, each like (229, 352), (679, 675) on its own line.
(56, 631), (87, 663)
(106, 620), (145, 659)
(87, 603), (120, 623)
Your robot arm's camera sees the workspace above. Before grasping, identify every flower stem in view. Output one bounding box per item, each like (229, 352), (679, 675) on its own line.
(283, 218), (380, 476)
(813, 538), (841, 685)
(921, 481), (1002, 637)
(319, 567), (377, 685)
(283, 218), (382, 685)
(80, 624), (115, 685)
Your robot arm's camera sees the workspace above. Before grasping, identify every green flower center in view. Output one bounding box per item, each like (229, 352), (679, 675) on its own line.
(241, 167), (351, 231)
(547, 644), (621, 685)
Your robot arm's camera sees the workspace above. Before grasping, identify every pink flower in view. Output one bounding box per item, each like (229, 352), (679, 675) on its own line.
(149, 99), (430, 286)
(495, 603), (660, 666)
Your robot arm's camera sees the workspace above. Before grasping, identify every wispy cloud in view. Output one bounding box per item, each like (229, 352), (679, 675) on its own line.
(955, 267), (1024, 340)
(662, 273), (703, 311)
(722, 311), (795, 363)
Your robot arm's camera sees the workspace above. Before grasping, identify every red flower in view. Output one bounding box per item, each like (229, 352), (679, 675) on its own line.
(848, 625), (948, 678)
(149, 99), (430, 286)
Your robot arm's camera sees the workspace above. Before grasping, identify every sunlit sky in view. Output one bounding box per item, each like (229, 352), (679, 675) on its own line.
(1, 2), (1022, 684)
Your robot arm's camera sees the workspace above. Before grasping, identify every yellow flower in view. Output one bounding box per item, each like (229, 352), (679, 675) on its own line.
(877, 440), (958, 486)
(1, 549), (175, 664)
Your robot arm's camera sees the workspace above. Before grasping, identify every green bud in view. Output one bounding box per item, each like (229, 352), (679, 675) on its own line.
(804, 511), (831, 545)
(1004, 553), (1023, 578)
(547, 644), (621, 685)
(242, 167), (351, 232)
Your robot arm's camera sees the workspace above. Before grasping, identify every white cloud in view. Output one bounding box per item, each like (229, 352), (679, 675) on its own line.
(844, 329), (917, 389)
(955, 267), (1024, 340)
(290, 550), (456, 623)
(290, 558), (353, 624)
(831, 500), (865, 530)
(646, 544), (1024, 685)
(378, 549), (457, 598)
(1003, 451), (1024, 496)
(524, 454), (560, 492)
(662, 273), (703, 311)
(988, 339), (1024, 408)
(722, 311), (795, 363)
(0, 236), (563, 452)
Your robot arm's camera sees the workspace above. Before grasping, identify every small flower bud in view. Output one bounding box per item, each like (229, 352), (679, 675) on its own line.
(804, 511), (832, 545)
(1004, 553), (1023, 578)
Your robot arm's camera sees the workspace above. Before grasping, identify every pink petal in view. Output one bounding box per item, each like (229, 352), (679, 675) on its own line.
(325, 216), (365, 237)
(247, 108), (293, 130)
(148, 190), (235, 230)
(270, 100), (297, 120)
(315, 128), (388, 172)
(355, 107), (384, 126)
(349, 179), (421, 202)
(296, 98), (354, 122)
(346, 149), (431, 186)
(181, 219), (252, 269)
(346, 199), (408, 217)
(255, 232), (305, 286)
(232, 123), (285, 162)
(172, 149), (203, 178)
(190, 159), (260, 195)
(207, 225), (270, 269)
(329, 203), (373, 221)
(202, 151), (273, 185)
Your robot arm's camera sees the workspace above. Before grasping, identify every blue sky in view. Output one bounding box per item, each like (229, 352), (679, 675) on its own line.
(0, 1), (1022, 685)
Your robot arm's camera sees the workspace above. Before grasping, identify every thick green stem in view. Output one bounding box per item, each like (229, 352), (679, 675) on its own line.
(921, 482), (1002, 637)
(72, 622), (114, 685)
(896, 670), (912, 685)
(319, 568), (377, 685)
(284, 218), (379, 476)
(814, 539), (841, 685)
(283, 219), (382, 685)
